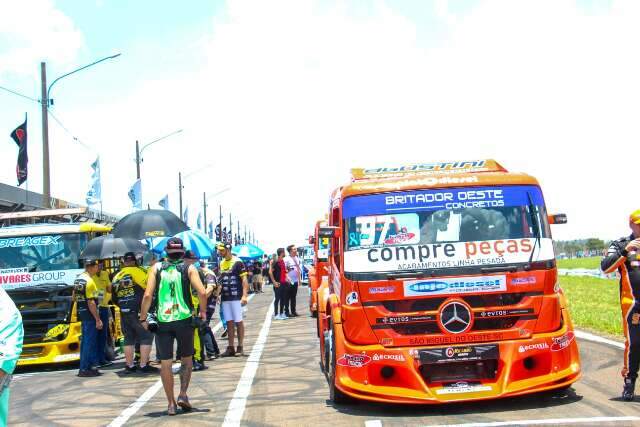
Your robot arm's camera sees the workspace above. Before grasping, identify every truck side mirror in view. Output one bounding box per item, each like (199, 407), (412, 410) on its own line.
(548, 213), (567, 225)
(318, 226), (341, 238)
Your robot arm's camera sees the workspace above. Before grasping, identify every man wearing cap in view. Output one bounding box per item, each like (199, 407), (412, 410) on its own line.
(73, 259), (104, 377)
(111, 252), (157, 374)
(601, 209), (640, 401)
(216, 242), (249, 357)
(140, 238), (207, 415)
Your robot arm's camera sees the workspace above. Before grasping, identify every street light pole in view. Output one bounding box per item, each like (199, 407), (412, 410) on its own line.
(40, 63), (50, 208)
(135, 140), (141, 179)
(40, 53), (121, 208)
(203, 192), (207, 233)
(178, 172), (183, 219)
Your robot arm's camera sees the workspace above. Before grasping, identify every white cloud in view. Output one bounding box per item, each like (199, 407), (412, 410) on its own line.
(0, 0), (84, 78)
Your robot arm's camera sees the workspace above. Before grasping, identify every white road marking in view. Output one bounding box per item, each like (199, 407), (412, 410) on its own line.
(365, 421), (383, 427)
(222, 299), (275, 427)
(107, 293), (257, 427)
(575, 330), (625, 350)
(424, 416), (640, 427)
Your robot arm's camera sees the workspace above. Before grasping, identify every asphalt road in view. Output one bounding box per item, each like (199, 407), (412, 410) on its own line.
(9, 286), (640, 427)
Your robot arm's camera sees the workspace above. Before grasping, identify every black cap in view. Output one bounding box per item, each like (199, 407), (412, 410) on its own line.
(165, 237), (185, 254)
(123, 252), (137, 262)
(184, 250), (197, 260)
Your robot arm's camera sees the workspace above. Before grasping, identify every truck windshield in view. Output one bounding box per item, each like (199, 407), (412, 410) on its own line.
(342, 185), (552, 275)
(0, 233), (88, 272)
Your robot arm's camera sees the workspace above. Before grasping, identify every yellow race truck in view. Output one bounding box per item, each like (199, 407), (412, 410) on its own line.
(0, 222), (121, 366)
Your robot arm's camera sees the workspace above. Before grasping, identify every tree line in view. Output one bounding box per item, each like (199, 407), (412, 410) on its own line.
(554, 238), (607, 258)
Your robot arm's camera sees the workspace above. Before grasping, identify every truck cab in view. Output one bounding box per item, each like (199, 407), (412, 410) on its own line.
(0, 222), (112, 365)
(318, 160), (580, 404)
(309, 220), (331, 322)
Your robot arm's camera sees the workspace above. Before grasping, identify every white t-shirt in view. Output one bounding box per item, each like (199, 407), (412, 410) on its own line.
(284, 255), (302, 283)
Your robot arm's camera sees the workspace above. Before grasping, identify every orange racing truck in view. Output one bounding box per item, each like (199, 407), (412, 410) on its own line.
(318, 159), (580, 404)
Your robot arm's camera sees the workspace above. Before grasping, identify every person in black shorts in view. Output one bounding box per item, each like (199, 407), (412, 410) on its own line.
(139, 238), (207, 416)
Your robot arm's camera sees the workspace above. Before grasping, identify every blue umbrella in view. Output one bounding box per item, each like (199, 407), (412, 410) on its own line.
(231, 243), (265, 260)
(148, 230), (216, 258)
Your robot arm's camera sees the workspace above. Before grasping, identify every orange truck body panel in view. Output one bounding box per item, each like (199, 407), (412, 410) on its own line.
(320, 159), (581, 404)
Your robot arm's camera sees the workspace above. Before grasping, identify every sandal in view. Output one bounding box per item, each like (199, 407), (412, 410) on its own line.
(220, 347), (236, 357)
(236, 346), (244, 356)
(177, 395), (192, 411)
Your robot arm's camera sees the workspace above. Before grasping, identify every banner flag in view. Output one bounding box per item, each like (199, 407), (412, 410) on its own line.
(128, 179), (142, 211)
(158, 195), (169, 210)
(10, 115), (28, 186)
(86, 157), (101, 206)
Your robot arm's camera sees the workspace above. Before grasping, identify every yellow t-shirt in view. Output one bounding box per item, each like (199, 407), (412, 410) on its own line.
(78, 272), (98, 300)
(92, 270), (112, 307)
(112, 266), (148, 289)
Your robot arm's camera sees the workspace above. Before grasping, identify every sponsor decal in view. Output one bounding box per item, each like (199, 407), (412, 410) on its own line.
(518, 342), (549, 353)
(372, 353), (406, 362)
(550, 332), (575, 352)
(44, 324), (70, 340)
(421, 345), (498, 364)
(380, 338), (393, 346)
(409, 332), (503, 346)
(346, 291), (359, 305)
(511, 276), (536, 285)
(0, 235), (62, 248)
(376, 314), (435, 324)
(344, 238), (555, 273)
(362, 160), (488, 175)
(0, 269), (82, 289)
(478, 308), (534, 318)
(369, 286), (395, 294)
(53, 353), (80, 362)
(144, 230), (166, 237)
(384, 232), (416, 245)
(404, 275), (506, 297)
(337, 353), (372, 368)
(436, 381), (492, 395)
(342, 185), (544, 218)
(464, 239), (533, 260)
(0, 267), (28, 274)
(349, 213), (420, 248)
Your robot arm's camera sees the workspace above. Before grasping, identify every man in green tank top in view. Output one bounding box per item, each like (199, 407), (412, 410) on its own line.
(140, 237), (207, 416)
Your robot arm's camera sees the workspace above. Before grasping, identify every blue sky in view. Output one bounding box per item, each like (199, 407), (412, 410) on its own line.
(1, 0), (639, 249)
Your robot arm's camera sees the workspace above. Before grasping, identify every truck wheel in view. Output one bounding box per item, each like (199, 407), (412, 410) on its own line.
(328, 326), (352, 404)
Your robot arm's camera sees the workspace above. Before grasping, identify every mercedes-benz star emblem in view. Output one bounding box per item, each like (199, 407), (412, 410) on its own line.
(439, 301), (472, 334)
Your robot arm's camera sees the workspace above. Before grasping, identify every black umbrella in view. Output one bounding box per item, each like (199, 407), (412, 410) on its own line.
(112, 209), (189, 240)
(80, 235), (148, 259)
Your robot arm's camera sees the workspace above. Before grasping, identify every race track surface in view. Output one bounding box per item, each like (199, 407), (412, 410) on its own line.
(9, 286), (640, 427)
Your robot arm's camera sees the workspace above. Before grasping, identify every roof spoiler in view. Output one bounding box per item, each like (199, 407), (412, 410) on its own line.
(350, 159), (507, 181)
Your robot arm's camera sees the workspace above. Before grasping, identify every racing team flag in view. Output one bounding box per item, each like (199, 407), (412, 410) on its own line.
(10, 115), (28, 186)
(128, 179), (142, 211)
(215, 224), (221, 241)
(158, 195), (169, 210)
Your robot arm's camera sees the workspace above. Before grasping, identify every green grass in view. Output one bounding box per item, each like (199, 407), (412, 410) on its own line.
(556, 256), (601, 269)
(559, 275), (622, 337)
